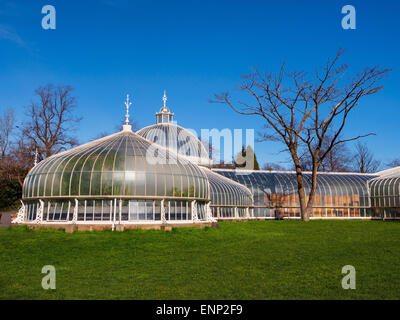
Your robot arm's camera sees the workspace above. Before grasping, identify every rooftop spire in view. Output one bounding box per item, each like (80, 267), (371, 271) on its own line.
(156, 90), (174, 124)
(162, 90), (167, 109)
(124, 94), (132, 125)
(122, 94), (133, 131)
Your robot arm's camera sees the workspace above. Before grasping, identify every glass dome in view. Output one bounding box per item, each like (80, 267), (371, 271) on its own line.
(136, 92), (212, 167)
(137, 123), (211, 167)
(24, 129), (208, 199)
(20, 127), (210, 224)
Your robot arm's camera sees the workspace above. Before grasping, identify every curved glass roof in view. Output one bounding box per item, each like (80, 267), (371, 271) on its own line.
(137, 123), (211, 167)
(369, 168), (400, 208)
(201, 167), (253, 207)
(214, 169), (375, 208)
(23, 129), (209, 201)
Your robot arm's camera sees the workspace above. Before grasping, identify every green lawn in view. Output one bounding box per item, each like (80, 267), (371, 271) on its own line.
(0, 220), (399, 299)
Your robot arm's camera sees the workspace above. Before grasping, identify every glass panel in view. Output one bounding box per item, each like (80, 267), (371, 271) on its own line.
(154, 201), (161, 220)
(146, 201), (153, 220)
(94, 200), (102, 221)
(61, 201), (69, 220)
(121, 200), (129, 221)
(86, 200), (94, 221)
(176, 201), (182, 220)
(78, 201), (85, 221)
(129, 200), (138, 220)
(54, 202), (61, 220)
(170, 201), (176, 220)
(102, 200), (111, 221)
(138, 201), (146, 220)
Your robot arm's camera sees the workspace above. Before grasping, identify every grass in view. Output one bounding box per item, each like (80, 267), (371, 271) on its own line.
(0, 220), (399, 300)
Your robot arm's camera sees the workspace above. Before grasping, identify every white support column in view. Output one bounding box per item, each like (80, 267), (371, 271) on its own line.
(234, 207), (238, 218)
(13, 200), (26, 224)
(246, 207), (250, 218)
(191, 200), (199, 222)
(112, 199), (116, 231)
(205, 202), (215, 222)
(34, 200), (44, 224)
(119, 199), (122, 221)
(116, 199), (120, 224)
(161, 199), (166, 224)
(72, 199), (78, 224)
(13, 200), (25, 224)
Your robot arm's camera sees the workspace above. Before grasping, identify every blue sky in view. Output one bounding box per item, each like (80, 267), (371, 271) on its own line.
(0, 0), (399, 168)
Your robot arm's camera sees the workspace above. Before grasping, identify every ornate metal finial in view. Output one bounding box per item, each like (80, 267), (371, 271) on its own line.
(124, 94), (132, 125)
(34, 147), (38, 166)
(162, 90), (167, 109)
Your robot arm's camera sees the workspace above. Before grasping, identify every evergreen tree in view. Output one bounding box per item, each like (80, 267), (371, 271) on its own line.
(234, 145), (260, 170)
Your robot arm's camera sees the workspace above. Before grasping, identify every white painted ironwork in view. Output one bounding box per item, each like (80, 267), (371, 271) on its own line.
(191, 200), (199, 222)
(205, 202), (216, 222)
(13, 200), (25, 224)
(34, 199), (44, 224)
(160, 199), (166, 224)
(71, 198), (78, 223)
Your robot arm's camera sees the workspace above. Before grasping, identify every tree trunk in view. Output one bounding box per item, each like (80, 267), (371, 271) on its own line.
(292, 153), (309, 221)
(304, 164), (319, 221)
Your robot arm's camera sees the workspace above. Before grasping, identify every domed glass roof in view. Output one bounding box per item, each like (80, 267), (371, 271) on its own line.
(137, 123), (212, 167)
(23, 129), (209, 200)
(137, 91), (211, 167)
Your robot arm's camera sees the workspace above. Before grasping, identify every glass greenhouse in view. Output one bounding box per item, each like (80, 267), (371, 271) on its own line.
(214, 169), (376, 218)
(15, 92), (400, 228)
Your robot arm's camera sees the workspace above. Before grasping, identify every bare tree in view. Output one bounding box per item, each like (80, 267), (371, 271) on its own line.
(212, 49), (390, 221)
(0, 111), (28, 208)
(386, 158), (400, 168)
(0, 130), (36, 185)
(299, 133), (351, 172)
(0, 108), (16, 159)
(352, 142), (381, 173)
(262, 162), (285, 171)
(23, 84), (81, 160)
